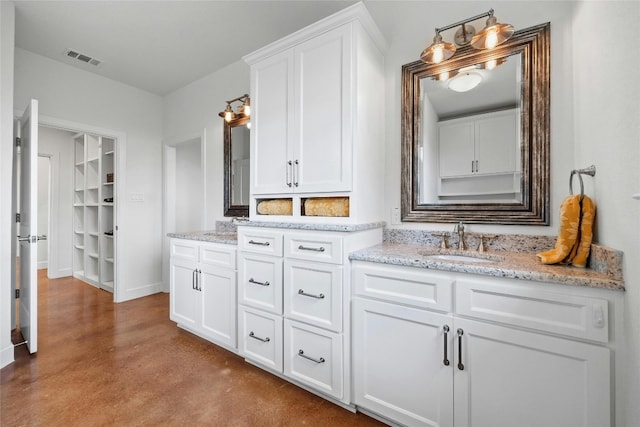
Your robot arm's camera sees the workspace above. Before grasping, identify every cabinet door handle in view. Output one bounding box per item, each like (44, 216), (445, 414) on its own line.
(298, 245), (325, 252)
(248, 239), (270, 246)
(249, 331), (270, 343)
(443, 325), (450, 366)
(475, 160), (479, 173)
(457, 328), (465, 371)
(197, 269), (202, 291)
(248, 278), (270, 287)
(192, 269), (197, 290)
(298, 349), (325, 364)
(294, 159), (299, 187)
(286, 160), (292, 187)
(298, 289), (325, 299)
(471, 160), (474, 173)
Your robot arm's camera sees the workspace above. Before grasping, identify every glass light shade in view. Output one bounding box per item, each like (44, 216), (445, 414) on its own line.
(243, 103), (251, 116)
(471, 16), (514, 49)
(420, 34), (456, 64)
(224, 105), (234, 122)
(448, 72), (482, 92)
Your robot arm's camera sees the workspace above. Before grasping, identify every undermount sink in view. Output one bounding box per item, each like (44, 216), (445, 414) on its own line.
(417, 249), (503, 264)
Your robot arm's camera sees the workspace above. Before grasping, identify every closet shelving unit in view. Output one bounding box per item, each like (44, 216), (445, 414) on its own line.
(72, 133), (115, 293)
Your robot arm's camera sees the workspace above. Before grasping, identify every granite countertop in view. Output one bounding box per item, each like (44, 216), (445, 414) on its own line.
(239, 220), (386, 232)
(167, 230), (237, 245)
(350, 242), (625, 291)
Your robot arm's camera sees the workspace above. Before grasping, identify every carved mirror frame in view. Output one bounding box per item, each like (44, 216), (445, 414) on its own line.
(223, 115), (250, 217)
(401, 23), (550, 225)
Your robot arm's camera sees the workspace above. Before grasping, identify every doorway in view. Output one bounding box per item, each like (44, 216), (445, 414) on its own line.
(162, 131), (206, 291)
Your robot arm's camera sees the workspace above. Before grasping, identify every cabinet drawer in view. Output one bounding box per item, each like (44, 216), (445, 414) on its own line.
(352, 261), (454, 312)
(200, 243), (236, 269)
(285, 233), (342, 264)
(238, 253), (283, 314)
(238, 228), (283, 256)
(284, 319), (343, 399)
(456, 279), (609, 343)
(284, 260), (342, 332)
(238, 306), (283, 373)
(170, 239), (199, 261)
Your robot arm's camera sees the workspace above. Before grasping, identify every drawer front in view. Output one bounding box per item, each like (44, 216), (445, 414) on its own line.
(200, 243), (236, 269)
(352, 261), (454, 312)
(284, 319), (343, 399)
(170, 239), (199, 261)
(285, 233), (343, 265)
(456, 279), (609, 343)
(238, 253), (283, 314)
(284, 260), (342, 332)
(238, 306), (283, 372)
(238, 228), (283, 256)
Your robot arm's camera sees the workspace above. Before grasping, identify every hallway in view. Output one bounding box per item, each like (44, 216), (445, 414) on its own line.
(1, 271), (383, 426)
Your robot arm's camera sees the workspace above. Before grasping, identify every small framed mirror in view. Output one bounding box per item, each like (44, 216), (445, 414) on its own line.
(401, 23), (550, 224)
(223, 115), (250, 217)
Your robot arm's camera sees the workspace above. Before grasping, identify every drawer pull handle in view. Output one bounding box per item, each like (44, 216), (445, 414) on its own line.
(298, 349), (325, 364)
(248, 278), (270, 287)
(249, 331), (270, 343)
(298, 245), (325, 252)
(443, 325), (450, 366)
(298, 289), (325, 299)
(248, 239), (270, 246)
(457, 328), (465, 371)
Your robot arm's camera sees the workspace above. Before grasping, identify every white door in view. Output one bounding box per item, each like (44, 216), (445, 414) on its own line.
(169, 257), (198, 330)
(17, 100), (39, 354)
(352, 297), (454, 427)
(453, 317), (611, 427)
(200, 264), (236, 348)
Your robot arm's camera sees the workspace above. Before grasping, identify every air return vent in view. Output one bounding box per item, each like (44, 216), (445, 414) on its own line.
(64, 48), (102, 66)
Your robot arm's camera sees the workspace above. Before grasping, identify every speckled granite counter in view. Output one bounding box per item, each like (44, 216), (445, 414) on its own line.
(238, 220), (386, 232)
(350, 242), (624, 291)
(167, 230), (237, 245)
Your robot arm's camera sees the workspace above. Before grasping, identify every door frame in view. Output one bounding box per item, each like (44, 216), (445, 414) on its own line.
(15, 110), (126, 302)
(162, 129), (206, 292)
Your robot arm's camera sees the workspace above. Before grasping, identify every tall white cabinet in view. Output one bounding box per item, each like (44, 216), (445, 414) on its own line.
(73, 133), (116, 292)
(243, 2), (387, 224)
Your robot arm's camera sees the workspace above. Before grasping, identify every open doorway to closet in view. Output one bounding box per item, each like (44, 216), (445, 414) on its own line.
(37, 123), (121, 296)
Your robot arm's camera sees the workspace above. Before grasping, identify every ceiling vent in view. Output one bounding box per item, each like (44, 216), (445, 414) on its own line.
(64, 49), (102, 67)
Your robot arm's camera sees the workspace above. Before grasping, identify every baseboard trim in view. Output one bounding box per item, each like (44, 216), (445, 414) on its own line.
(37, 261), (48, 269)
(0, 342), (15, 369)
(116, 281), (163, 303)
(47, 268), (72, 279)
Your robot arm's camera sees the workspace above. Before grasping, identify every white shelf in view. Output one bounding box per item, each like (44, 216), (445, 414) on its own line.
(88, 232), (99, 237)
(74, 230), (84, 235)
(75, 245), (84, 250)
(105, 258), (114, 263)
(88, 156), (99, 163)
(103, 182), (114, 186)
(102, 202), (114, 207)
(86, 203), (99, 207)
(104, 150), (114, 156)
(88, 252), (99, 259)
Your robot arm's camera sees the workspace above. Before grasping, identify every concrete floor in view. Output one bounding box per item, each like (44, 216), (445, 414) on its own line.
(1, 270), (384, 426)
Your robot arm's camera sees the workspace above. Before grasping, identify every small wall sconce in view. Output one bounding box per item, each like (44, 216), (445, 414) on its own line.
(218, 94), (251, 123)
(420, 9), (514, 64)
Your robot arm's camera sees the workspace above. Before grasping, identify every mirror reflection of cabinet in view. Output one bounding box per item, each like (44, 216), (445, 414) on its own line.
(439, 109), (518, 178)
(224, 116), (250, 217)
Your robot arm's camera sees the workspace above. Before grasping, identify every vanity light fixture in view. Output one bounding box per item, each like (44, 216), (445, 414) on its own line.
(218, 94), (251, 123)
(420, 9), (514, 64)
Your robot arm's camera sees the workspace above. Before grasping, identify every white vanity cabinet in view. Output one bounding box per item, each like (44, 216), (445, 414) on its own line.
(237, 225), (382, 405)
(243, 3), (387, 223)
(352, 261), (615, 427)
(169, 239), (237, 351)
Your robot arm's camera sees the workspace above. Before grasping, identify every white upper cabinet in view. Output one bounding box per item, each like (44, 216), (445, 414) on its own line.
(251, 25), (351, 195)
(244, 2), (387, 223)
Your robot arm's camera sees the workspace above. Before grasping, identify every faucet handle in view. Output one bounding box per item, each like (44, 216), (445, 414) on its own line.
(477, 235), (487, 252)
(433, 232), (448, 249)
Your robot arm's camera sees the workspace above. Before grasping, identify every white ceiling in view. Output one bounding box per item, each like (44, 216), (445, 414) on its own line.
(13, 1), (360, 95)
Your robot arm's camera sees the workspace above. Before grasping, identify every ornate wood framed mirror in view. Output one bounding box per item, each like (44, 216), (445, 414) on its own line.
(401, 23), (550, 224)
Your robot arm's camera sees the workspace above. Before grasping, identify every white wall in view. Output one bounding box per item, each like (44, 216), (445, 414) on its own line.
(175, 138), (203, 232)
(13, 48), (164, 302)
(0, 0), (15, 368)
(571, 3), (640, 426)
(37, 126), (76, 278)
(37, 155), (49, 269)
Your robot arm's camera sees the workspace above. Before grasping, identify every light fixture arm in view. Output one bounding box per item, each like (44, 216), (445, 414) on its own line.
(433, 9), (494, 35)
(224, 94), (249, 105)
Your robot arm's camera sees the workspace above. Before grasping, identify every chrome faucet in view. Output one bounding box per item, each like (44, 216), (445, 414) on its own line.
(454, 222), (465, 250)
